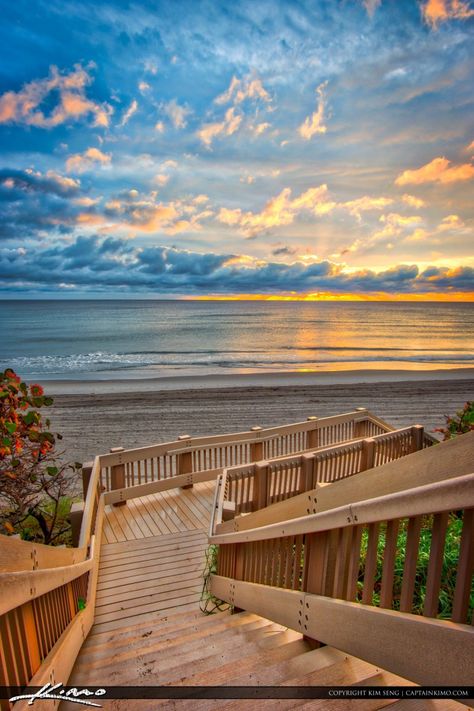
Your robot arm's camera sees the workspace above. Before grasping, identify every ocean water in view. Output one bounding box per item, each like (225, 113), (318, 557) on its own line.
(0, 300), (473, 381)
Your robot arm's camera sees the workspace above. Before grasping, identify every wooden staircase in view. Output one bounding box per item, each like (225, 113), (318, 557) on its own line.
(67, 607), (465, 710)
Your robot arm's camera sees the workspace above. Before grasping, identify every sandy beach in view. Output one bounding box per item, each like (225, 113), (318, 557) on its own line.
(45, 368), (474, 470)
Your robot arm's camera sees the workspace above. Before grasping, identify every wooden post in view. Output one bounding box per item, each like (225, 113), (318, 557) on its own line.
(411, 425), (424, 453)
(255, 462), (269, 509)
(81, 461), (93, 500)
(177, 434), (194, 489)
(250, 426), (263, 462)
(302, 531), (329, 648)
(20, 602), (41, 678)
(360, 438), (375, 471)
(232, 543), (245, 613)
(300, 453), (314, 492)
(306, 416), (319, 450)
(110, 447), (126, 507)
(353, 407), (368, 439)
(70, 502), (85, 546)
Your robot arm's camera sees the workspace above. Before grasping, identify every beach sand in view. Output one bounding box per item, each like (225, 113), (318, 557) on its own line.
(45, 369), (474, 470)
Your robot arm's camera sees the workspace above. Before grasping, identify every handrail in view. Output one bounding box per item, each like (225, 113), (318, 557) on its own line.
(95, 409), (391, 493)
(210, 446), (474, 686)
(212, 424), (428, 530)
(210, 473), (474, 545)
(214, 430), (474, 535)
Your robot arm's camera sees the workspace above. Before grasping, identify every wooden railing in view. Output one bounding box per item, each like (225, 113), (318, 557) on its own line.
(95, 409), (393, 497)
(0, 410), (448, 707)
(211, 425), (430, 531)
(210, 437), (474, 687)
(0, 457), (104, 711)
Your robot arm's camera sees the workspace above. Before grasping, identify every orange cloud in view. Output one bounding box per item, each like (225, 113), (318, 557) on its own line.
(215, 76), (271, 106)
(298, 82), (328, 140)
(66, 147), (112, 173)
(198, 107), (242, 147)
(0, 64), (112, 128)
(421, 0), (474, 28)
(402, 194), (426, 209)
(395, 156), (474, 185)
(218, 185), (332, 237)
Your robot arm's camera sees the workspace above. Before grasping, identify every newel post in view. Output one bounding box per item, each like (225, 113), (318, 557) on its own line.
(306, 416), (319, 450)
(177, 434), (194, 489)
(81, 460), (93, 500)
(411, 425), (424, 452)
(254, 461), (269, 509)
(250, 426), (263, 462)
(360, 438), (375, 471)
(353, 407), (368, 439)
(110, 446), (127, 507)
(300, 453), (315, 492)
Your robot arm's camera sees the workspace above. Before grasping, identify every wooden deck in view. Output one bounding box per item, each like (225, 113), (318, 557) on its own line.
(101, 480), (216, 543)
(91, 481), (215, 634)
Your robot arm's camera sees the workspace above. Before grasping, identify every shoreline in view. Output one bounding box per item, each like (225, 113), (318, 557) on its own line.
(42, 366), (474, 395)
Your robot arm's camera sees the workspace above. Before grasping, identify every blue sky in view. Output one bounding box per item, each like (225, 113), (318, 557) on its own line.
(0, 0), (473, 298)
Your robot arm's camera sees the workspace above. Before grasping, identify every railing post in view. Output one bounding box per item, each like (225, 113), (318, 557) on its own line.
(81, 461), (93, 500)
(300, 453), (314, 492)
(177, 434), (194, 489)
(411, 425), (424, 452)
(353, 408), (368, 439)
(302, 531), (329, 648)
(20, 601), (41, 677)
(231, 543), (245, 613)
(255, 462), (269, 509)
(110, 447), (127, 507)
(360, 438), (375, 471)
(306, 416), (319, 450)
(250, 426), (263, 462)
(70, 502), (85, 546)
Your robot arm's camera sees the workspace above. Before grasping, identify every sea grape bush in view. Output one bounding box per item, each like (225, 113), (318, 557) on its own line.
(433, 401), (474, 440)
(0, 368), (78, 544)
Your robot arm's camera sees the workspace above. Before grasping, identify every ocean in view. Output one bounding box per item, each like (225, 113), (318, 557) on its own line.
(0, 300), (473, 381)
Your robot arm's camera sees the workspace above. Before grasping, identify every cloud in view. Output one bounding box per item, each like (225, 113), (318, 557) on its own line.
(198, 107), (242, 147)
(218, 184), (332, 237)
(395, 157), (474, 185)
(119, 99), (138, 127)
(155, 121), (165, 133)
(342, 195), (394, 220)
(0, 64), (112, 128)
(153, 174), (170, 186)
(138, 81), (151, 93)
(421, 0), (474, 28)
(1, 237), (472, 295)
(0, 168), (80, 197)
(66, 147), (112, 173)
(298, 81), (328, 140)
(362, 0), (382, 16)
(161, 99), (191, 129)
(402, 194), (427, 209)
(215, 76), (271, 106)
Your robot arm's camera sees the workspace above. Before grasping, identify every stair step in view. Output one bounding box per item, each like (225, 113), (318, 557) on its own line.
(72, 618), (285, 684)
(82, 605), (210, 649)
(89, 597), (202, 634)
(73, 614), (272, 674)
(79, 611), (253, 661)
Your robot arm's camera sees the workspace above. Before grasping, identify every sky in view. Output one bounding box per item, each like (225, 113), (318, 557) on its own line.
(0, 0), (473, 299)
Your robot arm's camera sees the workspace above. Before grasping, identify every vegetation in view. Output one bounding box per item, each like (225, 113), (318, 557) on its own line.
(0, 368), (80, 545)
(433, 401), (474, 440)
(200, 544), (230, 614)
(356, 516), (472, 622)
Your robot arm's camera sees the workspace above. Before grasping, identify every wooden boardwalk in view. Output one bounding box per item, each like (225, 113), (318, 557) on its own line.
(91, 481), (215, 634)
(101, 480), (216, 543)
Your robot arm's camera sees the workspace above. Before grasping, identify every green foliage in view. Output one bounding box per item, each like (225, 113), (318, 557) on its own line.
(200, 544), (231, 615)
(357, 515), (473, 621)
(0, 368), (80, 545)
(434, 401), (474, 440)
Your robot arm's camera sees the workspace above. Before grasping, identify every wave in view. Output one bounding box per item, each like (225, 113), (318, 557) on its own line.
(2, 348), (474, 378)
